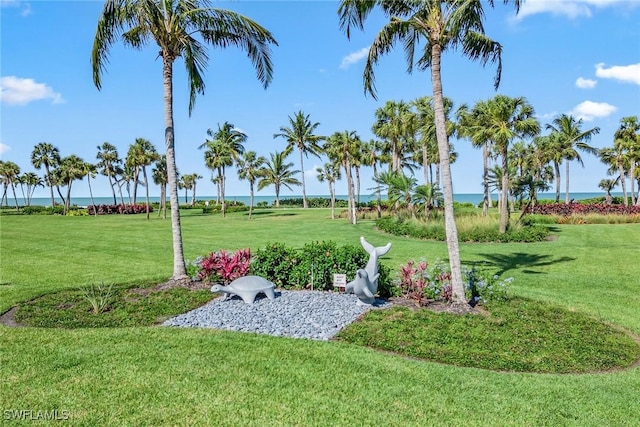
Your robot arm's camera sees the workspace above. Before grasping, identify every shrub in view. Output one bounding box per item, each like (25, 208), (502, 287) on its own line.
(464, 265), (512, 305)
(525, 202), (640, 216)
(394, 259), (452, 304)
(251, 242), (301, 289)
(87, 204), (153, 215)
(81, 283), (116, 314)
(195, 249), (251, 285)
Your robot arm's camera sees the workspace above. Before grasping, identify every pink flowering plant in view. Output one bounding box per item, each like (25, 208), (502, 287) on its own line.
(191, 249), (251, 285)
(395, 258), (453, 304)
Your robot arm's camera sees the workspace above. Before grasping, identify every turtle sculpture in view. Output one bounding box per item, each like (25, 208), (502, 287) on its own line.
(346, 237), (392, 305)
(211, 276), (276, 304)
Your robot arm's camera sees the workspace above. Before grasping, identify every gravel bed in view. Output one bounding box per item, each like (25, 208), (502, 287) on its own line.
(163, 290), (390, 341)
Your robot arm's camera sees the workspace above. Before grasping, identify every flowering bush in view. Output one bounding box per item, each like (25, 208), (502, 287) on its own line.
(464, 265), (512, 305)
(193, 249), (251, 284)
(394, 258), (452, 304)
(525, 202), (640, 216)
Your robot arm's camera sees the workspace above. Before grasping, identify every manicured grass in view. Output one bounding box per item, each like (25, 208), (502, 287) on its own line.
(337, 298), (639, 373)
(2, 209), (640, 425)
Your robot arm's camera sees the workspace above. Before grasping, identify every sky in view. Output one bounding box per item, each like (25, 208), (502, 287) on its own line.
(1, 0), (639, 200)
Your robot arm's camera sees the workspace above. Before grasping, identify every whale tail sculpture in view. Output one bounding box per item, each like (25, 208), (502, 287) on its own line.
(346, 237), (391, 305)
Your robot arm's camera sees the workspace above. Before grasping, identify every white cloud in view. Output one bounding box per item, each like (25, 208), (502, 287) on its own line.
(595, 63), (640, 85)
(1, 0), (32, 16)
(305, 164), (321, 179)
(515, 0), (629, 21)
(0, 76), (64, 106)
(0, 143), (10, 158)
(340, 47), (370, 69)
(575, 77), (597, 89)
(570, 100), (617, 121)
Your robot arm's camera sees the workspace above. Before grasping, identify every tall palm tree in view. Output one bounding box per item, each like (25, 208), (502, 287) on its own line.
(199, 122), (246, 217)
(361, 139), (385, 218)
(338, 0), (522, 304)
(257, 151), (301, 207)
(546, 114), (600, 204)
(96, 142), (121, 205)
(0, 161), (21, 209)
(152, 155), (169, 218)
(316, 162), (342, 219)
(92, 0), (277, 281)
(372, 100), (415, 173)
(17, 172), (44, 207)
(127, 138), (159, 218)
(600, 145), (629, 206)
(82, 161), (99, 216)
(459, 95), (539, 232)
(237, 150), (266, 219)
(613, 116), (640, 205)
(274, 111), (324, 208)
(52, 155), (86, 215)
(324, 130), (360, 224)
(31, 142), (61, 207)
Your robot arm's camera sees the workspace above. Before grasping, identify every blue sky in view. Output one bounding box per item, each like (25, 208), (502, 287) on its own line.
(1, 0), (639, 199)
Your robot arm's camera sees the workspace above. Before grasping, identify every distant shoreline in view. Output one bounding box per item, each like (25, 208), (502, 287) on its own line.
(4, 192), (622, 208)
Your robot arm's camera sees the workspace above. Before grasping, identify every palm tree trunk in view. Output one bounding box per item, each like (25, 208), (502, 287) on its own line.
(482, 142), (490, 216)
(56, 186), (66, 207)
(107, 174), (117, 205)
(143, 167), (150, 220)
(630, 163), (636, 205)
(133, 169), (138, 205)
(300, 150), (308, 208)
(430, 43), (464, 304)
(45, 165), (55, 207)
(191, 181), (197, 206)
(565, 160), (570, 204)
(422, 145), (429, 184)
(374, 163), (381, 219)
(330, 181), (336, 220)
(275, 185), (280, 207)
(221, 166), (226, 217)
(499, 149), (509, 234)
(619, 164), (628, 206)
(554, 160), (561, 203)
(88, 175), (97, 217)
(10, 182), (20, 211)
(64, 181), (72, 215)
(355, 166), (361, 205)
(163, 57), (187, 280)
(249, 182), (254, 219)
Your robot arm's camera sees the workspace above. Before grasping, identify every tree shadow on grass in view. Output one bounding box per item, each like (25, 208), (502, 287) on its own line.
(244, 210), (298, 218)
(464, 253), (577, 276)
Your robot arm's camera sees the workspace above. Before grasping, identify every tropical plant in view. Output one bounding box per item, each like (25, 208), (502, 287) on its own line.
(31, 142), (61, 207)
(199, 122), (247, 217)
(612, 116), (640, 205)
(274, 111), (324, 209)
(361, 139), (385, 218)
(598, 178), (619, 205)
(257, 151), (301, 207)
(152, 155), (169, 218)
(51, 155), (86, 214)
(82, 161), (99, 216)
(92, 0), (277, 280)
(16, 172), (43, 207)
(0, 160), (21, 209)
(237, 150), (266, 219)
(338, 0), (523, 303)
(96, 142), (122, 205)
(316, 162), (342, 219)
(546, 114), (600, 204)
(324, 130), (361, 224)
(127, 138), (159, 218)
(372, 100), (416, 174)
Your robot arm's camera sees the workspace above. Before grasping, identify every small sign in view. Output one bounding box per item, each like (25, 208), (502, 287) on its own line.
(333, 274), (347, 291)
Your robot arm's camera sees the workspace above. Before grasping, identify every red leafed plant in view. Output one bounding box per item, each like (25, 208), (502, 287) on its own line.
(198, 249), (251, 284)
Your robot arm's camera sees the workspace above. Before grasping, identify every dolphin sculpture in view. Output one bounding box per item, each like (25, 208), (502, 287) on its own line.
(346, 237), (392, 304)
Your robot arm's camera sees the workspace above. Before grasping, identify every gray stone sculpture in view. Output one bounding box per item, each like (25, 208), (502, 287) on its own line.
(346, 237), (392, 305)
(211, 276), (276, 304)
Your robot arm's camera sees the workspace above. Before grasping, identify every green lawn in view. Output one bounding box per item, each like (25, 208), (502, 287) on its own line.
(1, 209), (640, 426)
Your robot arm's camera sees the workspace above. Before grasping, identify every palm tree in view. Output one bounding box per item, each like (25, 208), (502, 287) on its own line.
(361, 139), (385, 218)
(316, 162), (342, 219)
(92, 0), (277, 281)
(237, 150), (266, 219)
(0, 161), (21, 209)
(338, 0), (523, 304)
(31, 142), (61, 207)
(274, 111), (324, 208)
(324, 130), (360, 224)
(199, 122), (246, 217)
(52, 155), (86, 215)
(613, 116), (640, 205)
(177, 174), (190, 204)
(546, 114), (600, 204)
(372, 100), (415, 173)
(190, 173), (202, 206)
(82, 161), (99, 216)
(598, 178), (619, 205)
(17, 172), (43, 207)
(413, 183), (441, 218)
(152, 155), (169, 218)
(96, 142), (122, 205)
(600, 146), (629, 206)
(257, 151), (301, 207)
(127, 138), (159, 218)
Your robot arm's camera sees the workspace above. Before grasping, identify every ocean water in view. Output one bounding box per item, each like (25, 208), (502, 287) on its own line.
(3, 192), (621, 208)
